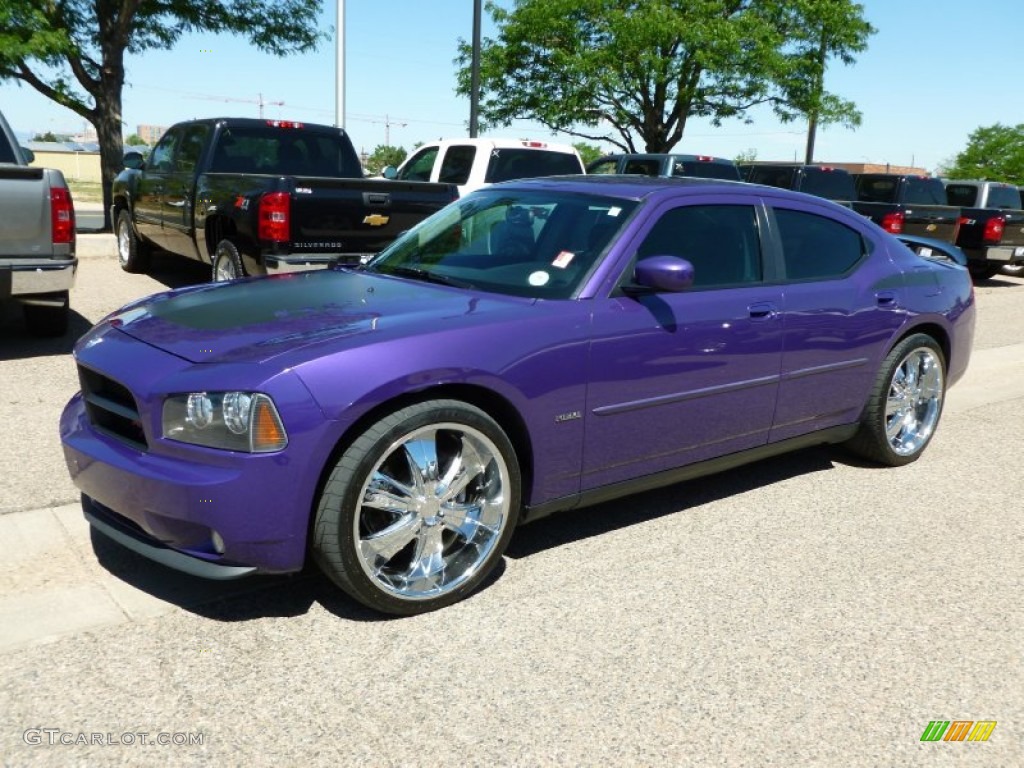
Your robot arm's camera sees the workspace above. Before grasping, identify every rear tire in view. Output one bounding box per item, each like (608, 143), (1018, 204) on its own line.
(212, 239), (247, 282)
(1001, 262), (1024, 277)
(844, 334), (946, 466)
(967, 262), (1000, 280)
(116, 209), (152, 274)
(23, 291), (69, 337)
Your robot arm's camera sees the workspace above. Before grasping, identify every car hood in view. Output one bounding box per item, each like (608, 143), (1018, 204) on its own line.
(104, 269), (531, 364)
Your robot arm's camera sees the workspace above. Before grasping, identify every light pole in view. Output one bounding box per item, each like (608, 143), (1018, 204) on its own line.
(336, 0), (345, 130)
(469, 0), (482, 137)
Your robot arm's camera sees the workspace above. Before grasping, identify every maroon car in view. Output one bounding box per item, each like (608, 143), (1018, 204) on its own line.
(60, 177), (976, 614)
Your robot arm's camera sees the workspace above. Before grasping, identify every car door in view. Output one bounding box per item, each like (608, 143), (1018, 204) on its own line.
(162, 123), (210, 260)
(766, 202), (906, 442)
(133, 127), (181, 246)
(582, 198), (784, 490)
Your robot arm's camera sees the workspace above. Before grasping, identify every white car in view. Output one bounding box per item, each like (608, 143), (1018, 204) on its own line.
(383, 138), (584, 196)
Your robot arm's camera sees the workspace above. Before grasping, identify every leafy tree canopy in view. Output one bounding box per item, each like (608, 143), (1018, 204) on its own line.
(456, 0), (874, 153)
(941, 124), (1024, 183)
(32, 131), (61, 142)
(0, 0), (326, 227)
(572, 141), (605, 166)
(365, 145), (408, 175)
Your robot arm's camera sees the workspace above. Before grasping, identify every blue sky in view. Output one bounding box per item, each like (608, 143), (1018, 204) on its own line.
(1, 0), (1022, 172)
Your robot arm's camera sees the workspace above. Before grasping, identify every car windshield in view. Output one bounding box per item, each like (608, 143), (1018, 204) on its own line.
(365, 189), (638, 299)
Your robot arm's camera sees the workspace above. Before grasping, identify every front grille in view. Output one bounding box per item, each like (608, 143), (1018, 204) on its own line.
(78, 366), (148, 450)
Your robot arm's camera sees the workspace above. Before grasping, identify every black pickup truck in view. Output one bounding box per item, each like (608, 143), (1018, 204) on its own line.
(112, 118), (458, 280)
(850, 174), (961, 244)
(943, 179), (1024, 279)
(739, 163), (856, 201)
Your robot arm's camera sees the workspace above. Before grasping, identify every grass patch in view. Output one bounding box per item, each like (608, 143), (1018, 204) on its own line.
(67, 180), (104, 203)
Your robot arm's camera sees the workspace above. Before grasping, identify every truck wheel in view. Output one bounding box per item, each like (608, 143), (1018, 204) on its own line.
(967, 262), (1000, 280)
(312, 400), (521, 615)
(844, 334), (945, 467)
(1001, 263), (1024, 277)
(116, 209), (152, 273)
(212, 239), (247, 282)
(23, 291), (69, 337)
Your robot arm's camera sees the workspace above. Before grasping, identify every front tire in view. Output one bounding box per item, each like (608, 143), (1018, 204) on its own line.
(312, 400), (521, 615)
(212, 239), (247, 282)
(116, 209), (152, 274)
(845, 334), (946, 466)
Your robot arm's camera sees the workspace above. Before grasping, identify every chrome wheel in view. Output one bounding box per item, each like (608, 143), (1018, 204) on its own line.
(212, 239), (244, 282)
(116, 217), (130, 267)
(355, 423), (511, 601)
(885, 347), (944, 456)
(313, 400), (520, 614)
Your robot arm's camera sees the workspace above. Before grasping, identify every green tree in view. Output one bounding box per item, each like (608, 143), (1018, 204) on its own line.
(124, 133), (146, 147)
(31, 131), (60, 142)
(456, 0), (873, 153)
(0, 1), (325, 229)
(941, 124), (1024, 183)
(365, 145), (408, 175)
(572, 141), (604, 166)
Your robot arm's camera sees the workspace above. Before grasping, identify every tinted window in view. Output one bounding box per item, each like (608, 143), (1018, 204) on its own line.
(0, 135), (16, 164)
(987, 185), (1020, 209)
(438, 145), (476, 185)
(174, 124), (209, 174)
(904, 177), (946, 205)
(485, 149), (582, 183)
(855, 175), (897, 203)
(398, 146), (439, 182)
(671, 161), (741, 181)
(635, 205), (762, 289)
(622, 158), (662, 176)
(210, 127), (361, 177)
(945, 184), (979, 207)
(798, 169), (855, 200)
(746, 166), (797, 189)
(775, 208), (864, 280)
(587, 158), (619, 175)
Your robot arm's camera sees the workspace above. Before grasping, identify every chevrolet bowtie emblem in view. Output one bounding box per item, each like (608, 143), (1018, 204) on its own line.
(363, 213), (390, 227)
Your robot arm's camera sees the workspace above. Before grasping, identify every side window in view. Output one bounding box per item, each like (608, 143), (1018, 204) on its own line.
(174, 125), (209, 174)
(634, 204), (762, 289)
(775, 208), (865, 281)
(149, 130), (180, 172)
(438, 145), (476, 185)
(399, 146), (439, 182)
(588, 159), (619, 175)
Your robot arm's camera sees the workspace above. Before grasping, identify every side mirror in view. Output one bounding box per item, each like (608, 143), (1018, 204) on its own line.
(381, 166), (398, 180)
(20, 146), (35, 164)
(633, 255), (695, 293)
(123, 151), (145, 170)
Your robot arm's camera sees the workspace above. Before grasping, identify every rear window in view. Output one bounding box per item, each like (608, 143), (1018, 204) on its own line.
(746, 166), (798, 189)
(987, 185), (1021, 209)
(798, 169), (855, 200)
(671, 161), (741, 181)
(904, 177), (946, 205)
(209, 127), (362, 178)
(945, 184), (979, 207)
(485, 149), (583, 183)
(856, 175), (898, 203)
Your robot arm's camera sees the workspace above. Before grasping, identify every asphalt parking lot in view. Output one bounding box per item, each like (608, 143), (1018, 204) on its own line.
(1, 222), (1023, 765)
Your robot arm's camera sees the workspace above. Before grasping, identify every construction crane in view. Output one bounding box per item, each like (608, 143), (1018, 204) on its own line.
(190, 92), (284, 118)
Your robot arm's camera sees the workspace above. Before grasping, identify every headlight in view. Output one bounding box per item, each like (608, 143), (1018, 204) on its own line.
(162, 392), (288, 452)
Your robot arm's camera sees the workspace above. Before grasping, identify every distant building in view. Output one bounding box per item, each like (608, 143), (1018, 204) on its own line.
(826, 162), (930, 177)
(136, 124), (168, 144)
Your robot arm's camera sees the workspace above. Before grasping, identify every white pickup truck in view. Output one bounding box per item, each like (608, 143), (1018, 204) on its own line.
(383, 138), (584, 196)
(0, 109), (76, 336)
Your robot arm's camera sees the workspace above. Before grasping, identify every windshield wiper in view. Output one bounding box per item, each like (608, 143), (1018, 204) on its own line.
(385, 266), (474, 289)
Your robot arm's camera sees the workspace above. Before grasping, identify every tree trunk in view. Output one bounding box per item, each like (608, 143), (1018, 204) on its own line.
(91, 91), (124, 232)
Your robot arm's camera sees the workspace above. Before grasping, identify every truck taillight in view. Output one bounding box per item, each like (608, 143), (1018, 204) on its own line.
(266, 120), (303, 129)
(881, 211), (904, 234)
(258, 192), (290, 242)
(50, 186), (75, 244)
(983, 215), (1005, 244)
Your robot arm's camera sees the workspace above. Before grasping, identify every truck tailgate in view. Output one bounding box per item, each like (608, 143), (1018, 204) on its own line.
(0, 166), (50, 255)
(290, 177), (456, 255)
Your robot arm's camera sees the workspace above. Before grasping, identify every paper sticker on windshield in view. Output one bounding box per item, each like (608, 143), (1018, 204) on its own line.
(529, 271), (550, 286)
(607, 206), (622, 217)
(552, 251), (575, 269)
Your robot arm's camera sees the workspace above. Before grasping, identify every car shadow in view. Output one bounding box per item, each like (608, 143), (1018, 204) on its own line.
(146, 251), (211, 290)
(85, 445), (840, 623)
(0, 305), (93, 361)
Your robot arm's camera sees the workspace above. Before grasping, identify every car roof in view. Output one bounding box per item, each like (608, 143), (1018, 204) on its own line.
(422, 138), (580, 154)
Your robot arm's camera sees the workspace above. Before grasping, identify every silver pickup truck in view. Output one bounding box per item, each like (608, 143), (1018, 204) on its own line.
(0, 109), (76, 336)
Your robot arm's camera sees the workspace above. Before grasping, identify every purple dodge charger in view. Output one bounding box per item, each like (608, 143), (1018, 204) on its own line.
(60, 177), (975, 614)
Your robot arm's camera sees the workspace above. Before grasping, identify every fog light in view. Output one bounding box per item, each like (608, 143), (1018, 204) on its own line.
(211, 530), (225, 555)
